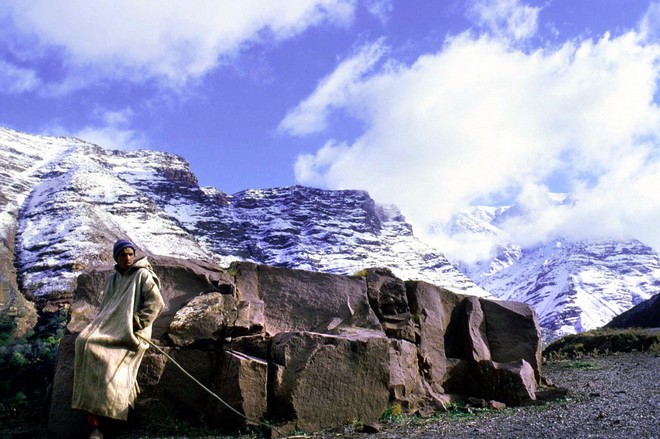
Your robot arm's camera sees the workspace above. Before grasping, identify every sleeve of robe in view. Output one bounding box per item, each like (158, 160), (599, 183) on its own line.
(132, 268), (164, 331)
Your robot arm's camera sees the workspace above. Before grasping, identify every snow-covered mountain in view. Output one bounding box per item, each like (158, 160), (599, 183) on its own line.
(0, 127), (487, 310)
(4, 126), (658, 341)
(452, 204), (660, 340)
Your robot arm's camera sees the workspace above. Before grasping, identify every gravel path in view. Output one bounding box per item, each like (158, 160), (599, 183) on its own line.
(315, 352), (660, 439)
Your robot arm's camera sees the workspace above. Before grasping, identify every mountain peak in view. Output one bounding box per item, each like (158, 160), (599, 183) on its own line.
(454, 204), (660, 340)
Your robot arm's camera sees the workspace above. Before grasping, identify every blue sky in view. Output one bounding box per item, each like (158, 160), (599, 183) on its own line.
(1, 0), (659, 261)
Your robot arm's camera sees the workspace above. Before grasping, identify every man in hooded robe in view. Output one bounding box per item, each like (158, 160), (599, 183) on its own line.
(72, 239), (164, 439)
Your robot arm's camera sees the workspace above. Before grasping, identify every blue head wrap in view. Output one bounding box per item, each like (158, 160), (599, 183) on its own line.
(112, 239), (135, 261)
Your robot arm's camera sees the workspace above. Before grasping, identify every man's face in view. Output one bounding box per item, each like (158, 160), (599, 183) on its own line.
(116, 248), (135, 271)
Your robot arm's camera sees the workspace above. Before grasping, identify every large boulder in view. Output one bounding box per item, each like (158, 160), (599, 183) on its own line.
(445, 296), (491, 361)
(388, 339), (426, 411)
(404, 281), (542, 398)
(67, 268), (111, 333)
(168, 292), (263, 346)
(270, 330), (390, 432)
(151, 257), (235, 337)
(467, 359), (537, 405)
(50, 257), (544, 436)
(47, 334), (87, 438)
(149, 348), (216, 423)
(133, 349), (168, 418)
(405, 281), (461, 394)
(211, 350), (268, 429)
(480, 299), (542, 382)
(231, 262), (382, 335)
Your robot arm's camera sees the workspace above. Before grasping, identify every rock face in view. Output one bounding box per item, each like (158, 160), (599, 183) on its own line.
(49, 258), (542, 436)
(270, 331), (390, 432)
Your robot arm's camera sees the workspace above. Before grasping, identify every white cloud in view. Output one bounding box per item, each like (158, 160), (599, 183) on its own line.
(366, 0), (393, 25)
(279, 40), (387, 136)
(0, 0), (356, 91)
(45, 107), (148, 151)
(73, 125), (149, 151)
(563, 151), (660, 249)
(295, 140), (352, 184)
(289, 29), (660, 261)
(0, 60), (40, 93)
(640, 1), (660, 42)
(468, 0), (540, 41)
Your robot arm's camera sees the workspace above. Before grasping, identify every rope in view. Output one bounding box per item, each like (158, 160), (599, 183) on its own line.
(135, 334), (303, 437)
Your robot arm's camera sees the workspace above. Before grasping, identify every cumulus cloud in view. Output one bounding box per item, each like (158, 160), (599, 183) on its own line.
(0, 0), (356, 92)
(290, 10), (660, 261)
(73, 125), (149, 151)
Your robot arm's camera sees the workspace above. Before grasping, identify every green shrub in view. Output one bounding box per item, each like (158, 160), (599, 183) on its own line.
(9, 351), (28, 367)
(0, 307), (67, 419)
(380, 403), (403, 422)
(11, 391), (28, 408)
(649, 340), (660, 353)
(543, 327), (660, 359)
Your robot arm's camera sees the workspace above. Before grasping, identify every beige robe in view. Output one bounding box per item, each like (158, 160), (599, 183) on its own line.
(72, 257), (164, 420)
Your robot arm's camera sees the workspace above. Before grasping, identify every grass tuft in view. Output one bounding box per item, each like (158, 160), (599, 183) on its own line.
(559, 359), (600, 370)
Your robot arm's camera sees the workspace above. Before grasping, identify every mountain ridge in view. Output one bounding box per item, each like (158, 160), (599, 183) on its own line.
(0, 128), (487, 310)
(2, 127), (659, 340)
